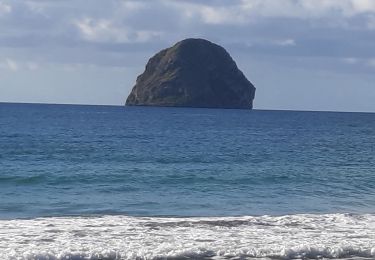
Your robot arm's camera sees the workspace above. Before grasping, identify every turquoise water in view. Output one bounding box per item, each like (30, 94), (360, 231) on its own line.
(1, 103), (375, 259)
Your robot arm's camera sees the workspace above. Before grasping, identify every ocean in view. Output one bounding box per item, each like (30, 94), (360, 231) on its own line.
(0, 103), (374, 259)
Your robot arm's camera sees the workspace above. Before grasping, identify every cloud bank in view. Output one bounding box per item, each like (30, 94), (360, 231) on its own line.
(1, 0), (374, 66)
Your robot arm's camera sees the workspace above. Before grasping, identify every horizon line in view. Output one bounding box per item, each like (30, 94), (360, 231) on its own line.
(0, 101), (374, 114)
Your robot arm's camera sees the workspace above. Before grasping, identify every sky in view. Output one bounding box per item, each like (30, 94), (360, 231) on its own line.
(0, 0), (375, 112)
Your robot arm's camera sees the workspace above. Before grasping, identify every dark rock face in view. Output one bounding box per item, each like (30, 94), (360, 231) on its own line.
(126, 38), (256, 109)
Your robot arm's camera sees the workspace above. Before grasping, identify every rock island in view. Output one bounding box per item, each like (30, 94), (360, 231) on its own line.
(126, 38), (256, 109)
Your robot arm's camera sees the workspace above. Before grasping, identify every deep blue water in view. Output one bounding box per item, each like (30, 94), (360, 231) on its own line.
(1, 103), (375, 219)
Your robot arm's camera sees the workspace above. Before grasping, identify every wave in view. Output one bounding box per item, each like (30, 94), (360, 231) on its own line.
(1, 213), (375, 259)
(0, 174), (48, 185)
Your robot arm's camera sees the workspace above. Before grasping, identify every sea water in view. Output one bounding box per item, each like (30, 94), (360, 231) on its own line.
(0, 103), (374, 259)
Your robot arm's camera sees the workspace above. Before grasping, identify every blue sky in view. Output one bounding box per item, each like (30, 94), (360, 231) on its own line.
(0, 0), (375, 112)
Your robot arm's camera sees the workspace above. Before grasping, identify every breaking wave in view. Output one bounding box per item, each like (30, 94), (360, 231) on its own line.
(2, 213), (375, 259)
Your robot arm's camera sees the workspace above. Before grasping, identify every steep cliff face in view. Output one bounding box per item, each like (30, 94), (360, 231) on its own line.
(126, 38), (256, 109)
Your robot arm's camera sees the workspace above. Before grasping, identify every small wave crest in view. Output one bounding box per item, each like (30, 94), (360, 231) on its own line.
(1, 214), (375, 259)
(0, 174), (47, 185)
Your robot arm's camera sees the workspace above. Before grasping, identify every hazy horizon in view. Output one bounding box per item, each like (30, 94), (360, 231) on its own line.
(1, 0), (375, 112)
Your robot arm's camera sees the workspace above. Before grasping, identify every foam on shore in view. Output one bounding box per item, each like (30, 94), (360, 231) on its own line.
(1, 213), (375, 259)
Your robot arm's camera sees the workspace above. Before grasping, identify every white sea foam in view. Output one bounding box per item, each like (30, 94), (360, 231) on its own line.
(1, 214), (375, 259)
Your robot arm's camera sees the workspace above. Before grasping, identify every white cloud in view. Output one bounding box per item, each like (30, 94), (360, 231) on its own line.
(351, 0), (375, 13)
(0, 59), (40, 71)
(341, 57), (375, 68)
(165, 1), (249, 25)
(74, 17), (162, 43)
(26, 62), (39, 71)
(75, 18), (112, 41)
(25, 1), (47, 15)
(240, 0), (375, 18)
(4, 58), (18, 71)
(274, 39), (296, 47)
(368, 58), (375, 67)
(168, 0), (375, 26)
(198, 6), (248, 25)
(0, 1), (11, 15)
(342, 57), (359, 64)
(120, 0), (146, 12)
